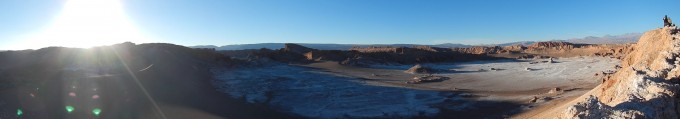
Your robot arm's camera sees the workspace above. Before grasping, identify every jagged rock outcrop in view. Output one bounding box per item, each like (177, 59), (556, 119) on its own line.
(556, 26), (680, 118)
(451, 46), (502, 54)
(349, 45), (448, 53)
(238, 43), (320, 63)
(591, 44), (636, 59)
(221, 42), (632, 66)
(222, 44), (502, 65)
(283, 43), (317, 54)
(503, 44), (527, 52)
(563, 95), (645, 118)
(516, 54), (551, 59)
(448, 41), (633, 58)
(527, 41), (576, 50)
(347, 46), (501, 65)
(304, 50), (348, 61)
(404, 64), (436, 74)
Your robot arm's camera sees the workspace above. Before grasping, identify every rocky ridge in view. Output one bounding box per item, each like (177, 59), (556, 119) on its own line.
(451, 41), (633, 59)
(220, 41), (633, 67)
(555, 26), (680, 118)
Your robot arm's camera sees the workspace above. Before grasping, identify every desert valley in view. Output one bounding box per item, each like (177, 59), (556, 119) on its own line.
(0, 18), (678, 119)
(3, 0), (680, 118)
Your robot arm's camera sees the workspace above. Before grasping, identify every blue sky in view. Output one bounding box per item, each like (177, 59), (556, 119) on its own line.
(0, 0), (678, 49)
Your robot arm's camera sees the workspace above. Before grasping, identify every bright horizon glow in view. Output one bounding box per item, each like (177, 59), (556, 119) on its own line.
(1, 1), (678, 50)
(10, 0), (152, 50)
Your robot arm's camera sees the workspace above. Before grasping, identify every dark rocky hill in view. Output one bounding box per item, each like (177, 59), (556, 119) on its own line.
(0, 42), (293, 118)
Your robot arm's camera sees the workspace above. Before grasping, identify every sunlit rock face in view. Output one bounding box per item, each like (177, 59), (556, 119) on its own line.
(557, 26), (680, 118)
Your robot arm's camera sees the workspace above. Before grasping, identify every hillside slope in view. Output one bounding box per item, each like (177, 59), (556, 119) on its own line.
(524, 26), (680, 118)
(0, 43), (292, 118)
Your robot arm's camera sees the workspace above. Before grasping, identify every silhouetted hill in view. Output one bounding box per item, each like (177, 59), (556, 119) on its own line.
(190, 45), (219, 49)
(0, 42), (293, 119)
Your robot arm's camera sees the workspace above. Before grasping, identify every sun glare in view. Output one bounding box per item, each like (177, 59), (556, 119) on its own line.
(14, 0), (151, 50)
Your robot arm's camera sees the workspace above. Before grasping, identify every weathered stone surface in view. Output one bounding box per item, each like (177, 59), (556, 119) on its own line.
(556, 26), (680, 119)
(404, 64), (435, 74)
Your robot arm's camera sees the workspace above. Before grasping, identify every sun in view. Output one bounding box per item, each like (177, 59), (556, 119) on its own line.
(14, 0), (152, 50)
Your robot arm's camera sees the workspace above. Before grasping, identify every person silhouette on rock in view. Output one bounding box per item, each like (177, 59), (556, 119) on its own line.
(664, 15), (674, 27)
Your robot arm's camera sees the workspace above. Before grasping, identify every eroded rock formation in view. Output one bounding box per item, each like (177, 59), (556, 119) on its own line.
(448, 41), (633, 59)
(527, 41), (576, 49)
(220, 41), (634, 67)
(404, 64), (435, 74)
(283, 43), (317, 54)
(556, 25), (680, 118)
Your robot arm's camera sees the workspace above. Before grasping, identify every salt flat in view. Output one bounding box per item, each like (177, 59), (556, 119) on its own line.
(212, 65), (454, 118)
(420, 56), (619, 92)
(305, 56), (618, 93)
(212, 56), (619, 118)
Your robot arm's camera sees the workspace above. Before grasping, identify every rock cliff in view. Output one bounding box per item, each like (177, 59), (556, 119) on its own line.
(556, 26), (680, 118)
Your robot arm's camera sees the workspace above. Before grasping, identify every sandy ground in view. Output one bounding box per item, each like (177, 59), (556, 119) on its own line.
(213, 65), (454, 118)
(209, 56), (619, 118)
(298, 56), (619, 118)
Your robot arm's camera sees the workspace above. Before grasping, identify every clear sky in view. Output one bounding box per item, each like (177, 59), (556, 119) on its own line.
(0, 0), (678, 50)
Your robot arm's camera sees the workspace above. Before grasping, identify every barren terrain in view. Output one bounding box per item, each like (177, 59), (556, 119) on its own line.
(212, 56), (619, 118)
(1, 29), (666, 118)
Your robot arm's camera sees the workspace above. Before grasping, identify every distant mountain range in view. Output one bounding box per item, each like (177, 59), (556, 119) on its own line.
(192, 33), (643, 50)
(493, 41), (538, 47)
(494, 33), (642, 47)
(561, 33), (642, 44)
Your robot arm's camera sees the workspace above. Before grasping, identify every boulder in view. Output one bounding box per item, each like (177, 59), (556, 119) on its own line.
(406, 75), (449, 84)
(283, 43), (316, 54)
(404, 64), (436, 74)
(529, 96), (539, 103)
(548, 87), (563, 94)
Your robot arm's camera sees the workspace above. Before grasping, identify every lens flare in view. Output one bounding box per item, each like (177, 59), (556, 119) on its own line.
(65, 106), (75, 113)
(92, 108), (102, 116)
(112, 48), (167, 119)
(17, 109), (23, 116)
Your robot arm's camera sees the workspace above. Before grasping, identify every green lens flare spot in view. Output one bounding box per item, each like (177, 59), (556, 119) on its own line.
(65, 106), (74, 113)
(17, 109), (23, 116)
(92, 108), (101, 116)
